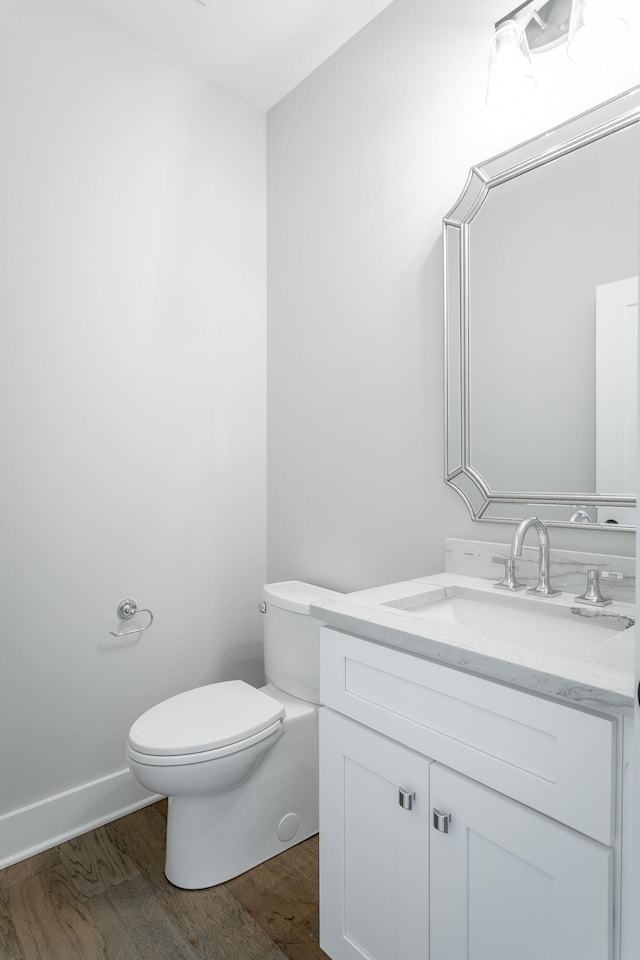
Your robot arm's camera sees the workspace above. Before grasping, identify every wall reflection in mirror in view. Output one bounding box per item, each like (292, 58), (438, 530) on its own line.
(444, 85), (639, 529)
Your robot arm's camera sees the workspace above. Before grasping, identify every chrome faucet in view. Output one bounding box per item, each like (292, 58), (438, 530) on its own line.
(510, 517), (561, 597)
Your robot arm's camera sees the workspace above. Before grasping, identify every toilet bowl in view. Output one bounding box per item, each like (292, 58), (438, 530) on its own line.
(127, 680), (286, 798)
(126, 581), (341, 890)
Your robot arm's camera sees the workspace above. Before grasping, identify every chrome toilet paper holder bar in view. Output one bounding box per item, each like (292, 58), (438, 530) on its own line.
(109, 599), (154, 637)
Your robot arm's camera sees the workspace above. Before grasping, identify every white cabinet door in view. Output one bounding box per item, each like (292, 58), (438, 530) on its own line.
(319, 708), (431, 960)
(430, 764), (613, 960)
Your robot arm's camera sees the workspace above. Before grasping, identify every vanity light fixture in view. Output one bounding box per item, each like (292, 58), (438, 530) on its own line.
(486, 0), (631, 110)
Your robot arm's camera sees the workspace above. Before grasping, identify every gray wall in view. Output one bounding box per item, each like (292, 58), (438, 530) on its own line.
(267, 0), (640, 591)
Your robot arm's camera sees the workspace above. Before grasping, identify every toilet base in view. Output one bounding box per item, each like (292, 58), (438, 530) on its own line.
(164, 685), (318, 889)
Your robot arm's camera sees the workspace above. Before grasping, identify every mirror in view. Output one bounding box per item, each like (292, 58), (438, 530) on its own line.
(444, 85), (640, 530)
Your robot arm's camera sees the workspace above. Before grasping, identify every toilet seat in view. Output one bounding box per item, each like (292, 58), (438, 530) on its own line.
(127, 680), (285, 766)
(126, 719), (284, 767)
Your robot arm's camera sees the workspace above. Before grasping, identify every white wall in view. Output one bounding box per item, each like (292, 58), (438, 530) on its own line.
(267, 0), (640, 592)
(0, 0), (266, 858)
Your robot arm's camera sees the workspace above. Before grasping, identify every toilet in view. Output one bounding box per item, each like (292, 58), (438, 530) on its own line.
(126, 581), (341, 890)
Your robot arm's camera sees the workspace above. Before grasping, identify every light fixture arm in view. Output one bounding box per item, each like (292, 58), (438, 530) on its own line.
(496, 0), (547, 31)
(496, 0), (574, 52)
(530, 9), (547, 29)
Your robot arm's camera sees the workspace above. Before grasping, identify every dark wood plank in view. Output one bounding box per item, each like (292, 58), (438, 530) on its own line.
(227, 836), (330, 960)
(164, 883), (288, 960)
(6, 864), (108, 960)
(104, 802), (170, 889)
(106, 804), (288, 960)
(87, 875), (201, 960)
(0, 848), (61, 896)
(0, 895), (23, 960)
(57, 824), (139, 900)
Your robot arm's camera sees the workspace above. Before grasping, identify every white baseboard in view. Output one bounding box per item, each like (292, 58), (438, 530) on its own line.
(0, 768), (162, 869)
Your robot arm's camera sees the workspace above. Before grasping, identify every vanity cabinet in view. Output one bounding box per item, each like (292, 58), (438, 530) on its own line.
(319, 627), (622, 960)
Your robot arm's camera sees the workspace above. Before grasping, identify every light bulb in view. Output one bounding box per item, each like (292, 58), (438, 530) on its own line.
(486, 20), (537, 111)
(567, 0), (629, 63)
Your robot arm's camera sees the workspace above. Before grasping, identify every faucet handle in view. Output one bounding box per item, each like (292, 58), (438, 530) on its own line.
(492, 556), (526, 592)
(575, 569), (623, 607)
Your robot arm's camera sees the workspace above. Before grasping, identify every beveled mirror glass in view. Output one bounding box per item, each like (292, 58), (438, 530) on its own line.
(444, 85), (640, 529)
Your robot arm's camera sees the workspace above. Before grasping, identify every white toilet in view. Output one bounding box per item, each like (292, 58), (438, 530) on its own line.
(126, 581), (340, 889)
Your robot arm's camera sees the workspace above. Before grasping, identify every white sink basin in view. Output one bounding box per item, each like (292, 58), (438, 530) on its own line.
(382, 585), (631, 656)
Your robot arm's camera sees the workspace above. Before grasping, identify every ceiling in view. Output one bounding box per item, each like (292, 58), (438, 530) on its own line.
(76, 0), (397, 110)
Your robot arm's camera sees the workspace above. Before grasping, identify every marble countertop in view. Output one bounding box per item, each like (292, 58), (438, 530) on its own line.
(311, 573), (636, 716)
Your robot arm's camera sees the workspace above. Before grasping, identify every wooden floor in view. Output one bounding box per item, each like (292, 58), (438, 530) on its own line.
(0, 801), (329, 960)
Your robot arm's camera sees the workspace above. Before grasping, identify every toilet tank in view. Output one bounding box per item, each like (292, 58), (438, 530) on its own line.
(262, 581), (342, 704)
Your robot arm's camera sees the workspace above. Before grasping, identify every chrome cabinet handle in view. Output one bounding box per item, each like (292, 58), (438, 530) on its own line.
(433, 809), (452, 833)
(398, 788), (415, 811)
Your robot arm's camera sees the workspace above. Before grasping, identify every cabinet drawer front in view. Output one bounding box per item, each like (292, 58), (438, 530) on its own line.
(320, 627), (615, 845)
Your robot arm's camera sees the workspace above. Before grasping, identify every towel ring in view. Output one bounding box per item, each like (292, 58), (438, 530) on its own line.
(109, 599), (154, 637)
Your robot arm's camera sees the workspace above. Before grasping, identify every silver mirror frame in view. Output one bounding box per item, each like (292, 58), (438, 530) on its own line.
(444, 84), (640, 530)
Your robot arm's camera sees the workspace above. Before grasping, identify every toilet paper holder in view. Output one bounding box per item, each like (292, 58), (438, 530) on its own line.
(109, 599), (154, 637)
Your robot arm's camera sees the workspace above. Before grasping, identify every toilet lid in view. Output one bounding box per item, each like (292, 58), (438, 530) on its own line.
(128, 680), (285, 757)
